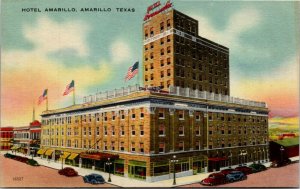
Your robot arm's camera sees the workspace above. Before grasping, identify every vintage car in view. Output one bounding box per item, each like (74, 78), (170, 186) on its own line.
(83, 173), (105, 184)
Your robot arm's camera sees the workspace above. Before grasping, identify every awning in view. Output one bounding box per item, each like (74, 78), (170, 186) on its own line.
(68, 153), (79, 160)
(45, 149), (54, 156)
(208, 157), (227, 161)
(37, 149), (47, 155)
(59, 152), (71, 160)
(80, 152), (119, 161)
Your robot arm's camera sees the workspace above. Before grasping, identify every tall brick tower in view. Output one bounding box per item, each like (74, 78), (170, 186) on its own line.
(143, 1), (230, 95)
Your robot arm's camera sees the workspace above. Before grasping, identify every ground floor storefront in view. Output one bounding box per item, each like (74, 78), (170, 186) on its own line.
(35, 145), (269, 182)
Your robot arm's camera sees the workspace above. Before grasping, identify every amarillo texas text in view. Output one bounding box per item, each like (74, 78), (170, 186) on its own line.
(21, 8), (135, 13)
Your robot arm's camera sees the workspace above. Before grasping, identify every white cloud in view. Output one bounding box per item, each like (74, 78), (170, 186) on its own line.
(191, 8), (263, 55)
(24, 16), (90, 57)
(110, 40), (131, 64)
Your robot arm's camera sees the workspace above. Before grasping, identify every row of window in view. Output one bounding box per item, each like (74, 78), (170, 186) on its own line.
(144, 47), (171, 61)
(208, 140), (268, 149)
(144, 19), (171, 39)
(144, 59), (171, 71)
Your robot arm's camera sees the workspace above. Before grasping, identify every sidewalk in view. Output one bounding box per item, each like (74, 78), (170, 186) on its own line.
(1, 151), (299, 188)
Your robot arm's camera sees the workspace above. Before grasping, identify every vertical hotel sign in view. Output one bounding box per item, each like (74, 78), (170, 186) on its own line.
(143, 0), (173, 21)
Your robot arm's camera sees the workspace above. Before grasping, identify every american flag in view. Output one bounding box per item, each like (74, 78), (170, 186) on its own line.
(63, 80), (75, 96)
(38, 89), (48, 105)
(125, 61), (139, 81)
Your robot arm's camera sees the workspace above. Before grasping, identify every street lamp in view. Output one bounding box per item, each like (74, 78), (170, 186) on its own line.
(262, 149), (265, 162)
(106, 157), (112, 182)
(253, 150), (256, 163)
(170, 155), (179, 185)
(31, 149), (35, 160)
(257, 149), (261, 163)
(228, 152), (232, 168)
(280, 146), (284, 162)
(60, 151), (64, 170)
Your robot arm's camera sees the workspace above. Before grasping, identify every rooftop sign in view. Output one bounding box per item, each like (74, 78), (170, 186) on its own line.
(144, 0), (173, 21)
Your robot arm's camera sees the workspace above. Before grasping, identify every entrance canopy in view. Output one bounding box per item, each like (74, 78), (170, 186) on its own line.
(80, 152), (119, 161)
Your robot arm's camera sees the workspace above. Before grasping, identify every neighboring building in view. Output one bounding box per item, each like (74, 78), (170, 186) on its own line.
(12, 120), (41, 155)
(269, 137), (299, 161)
(0, 127), (14, 150)
(39, 2), (269, 182)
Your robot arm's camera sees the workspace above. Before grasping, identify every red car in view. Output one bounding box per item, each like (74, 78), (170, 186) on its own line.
(200, 173), (226, 186)
(234, 166), (252, 175)
(220, 168), (235, 175)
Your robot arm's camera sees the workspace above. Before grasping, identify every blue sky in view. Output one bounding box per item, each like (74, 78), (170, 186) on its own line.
(1, 0), (299, 126)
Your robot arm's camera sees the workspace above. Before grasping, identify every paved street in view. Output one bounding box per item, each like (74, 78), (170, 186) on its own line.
(0, 155), (116, 187)
(179, 162), (299, 188)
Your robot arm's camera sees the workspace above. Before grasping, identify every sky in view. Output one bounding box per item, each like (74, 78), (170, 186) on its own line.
(1, 0), (299, 127)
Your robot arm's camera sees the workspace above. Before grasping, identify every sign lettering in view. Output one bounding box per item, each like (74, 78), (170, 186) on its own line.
(144, 1), (173, 21)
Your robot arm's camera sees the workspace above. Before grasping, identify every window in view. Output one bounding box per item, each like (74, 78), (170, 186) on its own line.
(83, 127), (86, 136)
(159, 124), (165, 136)
(179, 141), (184, 151)
(179, 126), (184, 136)
(167, 46), (171, 53)
(167, 35), (171, 42)
(195, 126), (200, 135)
(167, 19), (171, 29)
(158, 110), (164, 119)
(159, 142), (165, 153)
(121, 126), (125, 136)
(167, 58), (171, 65)
(150, 42), (154, 49)
(160, 38), (164, 45)
(112, 126), (115, 136)
(75, 140), (78, 148)
(96, 113), (100, 122)
(179, 110), (184, 120)
(195, 113), (200, 121)
(160, 59), (164, 67)
(131, 125), (135, 136)
(111, 142), (115, 150)
(104, 141), (108, 150)
(150, 52), (154, 59)
(150, 74), (154, 80)
(112, 112), (116, 121)
(150, 27), (154, 36)
(160, 49), (164, 55)
(131, 142), (135, 152)
(195, 141), (200, 150)
(140, 112), (144, 119)
(104, 126), (107, 135)
(160, 22), (164, 32)
(140, 143), (144, 153)
(121, 111), (125, 120)
(160, 71), (164, 78)
(61, 139), (64, 147)
(167, 69), (171, 76)
(131, 112), (136, 119)
(140, 125), (144, 136)
(88, 127), (92, 136)
(120, 142), (124, 151)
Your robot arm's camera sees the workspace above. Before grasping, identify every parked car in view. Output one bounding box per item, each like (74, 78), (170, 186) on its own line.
(249, 163), (267, 172)
(58, 167), (78, 177)
(200, 173), (226, 186)
(83, 173), (105, 184)
(220, 168), (235, 176)
(270, 159), (291, 168)
(226, 171), (247, 182)
(234, 166), (252, 175)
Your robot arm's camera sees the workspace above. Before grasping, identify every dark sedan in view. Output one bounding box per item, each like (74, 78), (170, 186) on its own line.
(83, 173), (105, 184)
(249, 163), (267, 172)
(200, 173), (226, 186)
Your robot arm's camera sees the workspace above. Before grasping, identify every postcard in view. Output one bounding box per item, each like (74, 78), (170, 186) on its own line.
(1, 0), (299, 188)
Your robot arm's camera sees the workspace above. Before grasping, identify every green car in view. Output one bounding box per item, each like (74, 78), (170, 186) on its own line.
(249, 163), (267, 173)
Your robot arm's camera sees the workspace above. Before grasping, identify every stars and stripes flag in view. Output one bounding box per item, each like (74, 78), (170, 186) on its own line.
(125, 61), (139, 81)
(63, 80), (75, 96)
(38, 89), (48, 105)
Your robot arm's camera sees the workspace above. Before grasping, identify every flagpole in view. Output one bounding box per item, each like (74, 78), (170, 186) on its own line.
(46, 94), (48, 111)
(73, 86), (76, 105)
(137, 60), (140, 86)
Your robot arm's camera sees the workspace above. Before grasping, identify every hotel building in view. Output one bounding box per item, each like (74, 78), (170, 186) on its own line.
(39, 2), (269, 182)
